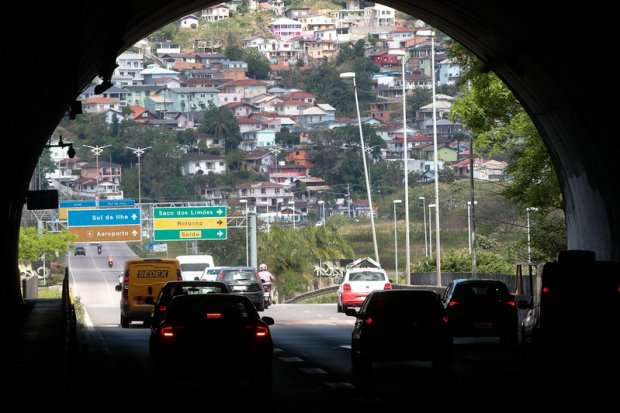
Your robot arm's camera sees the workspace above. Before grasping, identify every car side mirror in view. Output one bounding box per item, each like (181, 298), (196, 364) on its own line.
(261, 316), (275, 326)
(115, 284), (122, 292)
(345, 308), (358, 317)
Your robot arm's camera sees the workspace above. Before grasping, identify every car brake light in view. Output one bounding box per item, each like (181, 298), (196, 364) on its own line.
(343, 283), (351, 292)
(364, 316), (374, 326)
(448, 300), (461, 308)
(122, 271), (129, 298)
(542, 287), (550, 295)
(256, 325), (269, 338)
(442, 315), (449, 325)
(160, 326), (175, 338)
(159, 305), (167, 312)
(384, 282), (392, 290)
(206, 313), (223, 319)
(503, 299), (516, 308)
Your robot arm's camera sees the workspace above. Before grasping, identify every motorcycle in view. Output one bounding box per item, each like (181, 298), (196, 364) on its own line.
(262, 282), (272, 309)
(107, 257), (114, 268)
(97, 245), (102, 255)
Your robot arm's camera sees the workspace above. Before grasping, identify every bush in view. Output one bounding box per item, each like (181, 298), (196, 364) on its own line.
(415, 248), (513, 274)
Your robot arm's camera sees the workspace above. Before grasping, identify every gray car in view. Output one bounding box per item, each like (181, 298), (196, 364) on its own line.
(213, 267), (265, 311)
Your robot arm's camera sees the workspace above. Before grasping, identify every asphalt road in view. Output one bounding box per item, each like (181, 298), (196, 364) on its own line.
(66, 244), (616, 409)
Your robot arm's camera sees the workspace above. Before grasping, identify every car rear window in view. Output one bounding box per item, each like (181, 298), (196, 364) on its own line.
(221, 269), (256, 282)
(349, 271), (386, 282)
(168, 297), (257, 323)
(454, 282), (510, 301)
(180, 263), (209, 272)
(367, 292), (442, 320)
(167, 285), (227, 298)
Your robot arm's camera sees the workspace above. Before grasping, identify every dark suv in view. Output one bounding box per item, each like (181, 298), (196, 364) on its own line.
(216, 267), (265, 311)
(442, 279), (517, 344)
(74, 246), (86, 256)
(347, 289), (451, 375)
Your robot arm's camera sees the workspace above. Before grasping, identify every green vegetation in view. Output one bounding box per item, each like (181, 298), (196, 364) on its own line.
(38, 286), (62, 299)
(199, 104), (241, 152)
(19, 227), (76, 262)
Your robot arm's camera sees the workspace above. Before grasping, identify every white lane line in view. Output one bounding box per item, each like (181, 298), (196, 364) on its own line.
(273, 348), (285, 353)
(339, 345), (352, 350)
(278, 356), (304, 363)
(299, 367), (328, 375)
(324, 382), (356, 390)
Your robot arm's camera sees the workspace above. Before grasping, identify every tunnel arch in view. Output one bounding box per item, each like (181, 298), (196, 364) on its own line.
(3, 1), (618, 306)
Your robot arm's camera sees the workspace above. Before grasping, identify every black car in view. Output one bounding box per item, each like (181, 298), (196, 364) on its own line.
(150, 281), (230, 327)
(149, 294), (274, 386)
(74, 246), (86, 256)
(215, 267), (265, 311)
(347, 289), (451, 374)
(442, 279), (517, 344)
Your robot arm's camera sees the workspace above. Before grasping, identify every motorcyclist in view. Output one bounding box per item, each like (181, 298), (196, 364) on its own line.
(107, 256), (114, 268)
(97, 244), (102, 255)
(257, 264), (275, 304)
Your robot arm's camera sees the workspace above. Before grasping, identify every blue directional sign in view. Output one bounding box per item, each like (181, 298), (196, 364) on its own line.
(67, 208), (141, 227)
(98, 199), (135, 207)
(60, 200), (97, 208)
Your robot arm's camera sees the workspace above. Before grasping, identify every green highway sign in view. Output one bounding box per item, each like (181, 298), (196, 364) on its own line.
(153, 206), (228, 241)
(153, 229), (228, 241)
(154, 206), (227, 219)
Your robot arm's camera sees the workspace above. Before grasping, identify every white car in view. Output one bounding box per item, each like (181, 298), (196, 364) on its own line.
(337, 267), (391, 312)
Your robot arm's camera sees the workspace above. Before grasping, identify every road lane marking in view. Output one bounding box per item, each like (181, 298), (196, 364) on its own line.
(299, 367), (328, 375)
(339, 345), (352, 350)
(324, 382), (356, 390)
(278, 356), (304, 363)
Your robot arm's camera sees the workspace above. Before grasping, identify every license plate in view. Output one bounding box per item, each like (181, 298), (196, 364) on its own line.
(474, 321), (494, 329)
(233, 286), (247, 291)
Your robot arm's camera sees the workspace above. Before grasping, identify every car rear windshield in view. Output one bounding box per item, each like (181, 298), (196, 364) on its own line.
(454, 282), (510, 301)
(367, 292), (441, 320)
(166, 285), (227, 299)
(180, 263), (209, 272)
(168, 297), (257, 323)
(221, 270), (256, 282)
(349, 271), (386, 282)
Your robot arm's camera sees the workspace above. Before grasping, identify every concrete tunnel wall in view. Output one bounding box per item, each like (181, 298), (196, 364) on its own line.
(1, 1), (618, 307)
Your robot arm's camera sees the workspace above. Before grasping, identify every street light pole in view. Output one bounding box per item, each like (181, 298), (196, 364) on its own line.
(340, 72), (380, 265)
(83, 145), (111, 189)
(428, 204), (435, 257)
(467, 201), (478, 255)
(419, 196), (428, 257)
(393, 199), (402, 284)
(389, 49), (411, 283)
(240, 199), (249, 266)
(126, 146), (152, 204)
(526, 207), (539, 265)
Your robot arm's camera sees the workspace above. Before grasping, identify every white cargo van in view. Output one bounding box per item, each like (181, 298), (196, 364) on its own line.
(176, 255), (215, 281)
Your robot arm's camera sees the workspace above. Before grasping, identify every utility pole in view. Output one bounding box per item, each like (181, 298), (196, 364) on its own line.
(469, 133), (477, 276)
(83, 145), (111, 188)
(126, 146), (152, 205)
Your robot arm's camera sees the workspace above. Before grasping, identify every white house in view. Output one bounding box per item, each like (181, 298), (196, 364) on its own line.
(202, 4), (229, 22)
(178, 15), (200, 29)
(112, 51), (144, 87)
(237, 181), (293, 210)
(181, 154), (227, 176)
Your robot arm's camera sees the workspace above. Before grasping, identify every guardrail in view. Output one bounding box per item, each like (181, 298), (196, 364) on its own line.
(285, 284), (446, 303)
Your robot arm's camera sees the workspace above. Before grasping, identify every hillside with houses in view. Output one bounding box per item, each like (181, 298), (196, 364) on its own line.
(45, 0), (508, 224)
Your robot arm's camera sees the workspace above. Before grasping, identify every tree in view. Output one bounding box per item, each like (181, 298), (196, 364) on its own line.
(243, 49), (271, 80)
(225, 43), (243, 61)
(406, 89), (432, 120)
(19, 227), (77, 263)
(275, 128), (298, 146)
(199, 105), (241, 152)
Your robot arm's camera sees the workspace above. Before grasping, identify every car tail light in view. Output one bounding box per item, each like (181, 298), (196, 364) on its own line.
(122, 271), (129, 299)
(503, 299), (516, 308)
(177, 269), (182, 281)
(384, 282), (392, 290)
(442, 315), (449, 325)
(448, 299), (461, 308)
(160, 326), (175, 339)
(159, 305), (167, 312)
(542, 287), (550, 295)
(256, 325), (269, 338)
(206, 313), (223, 319)
(364, 316), (374, 326)
(343, 283), (351, 292)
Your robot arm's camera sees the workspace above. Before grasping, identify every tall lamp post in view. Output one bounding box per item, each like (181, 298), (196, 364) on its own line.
(340, 71), (380, 265)
(389, 48), (412, 283)
(467, 200), (478, 254)
(318, 200), (325, 227)
(526, 207), (539, 265)
(126, 146), (152, 204)
(419, 196), (428, 257)
(393, 199), (402, 284)
(419, 29), (441, 287)
(83, 145), (111, 188)
(428, 203), (436, 257)
(240, 199), (249, 266)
